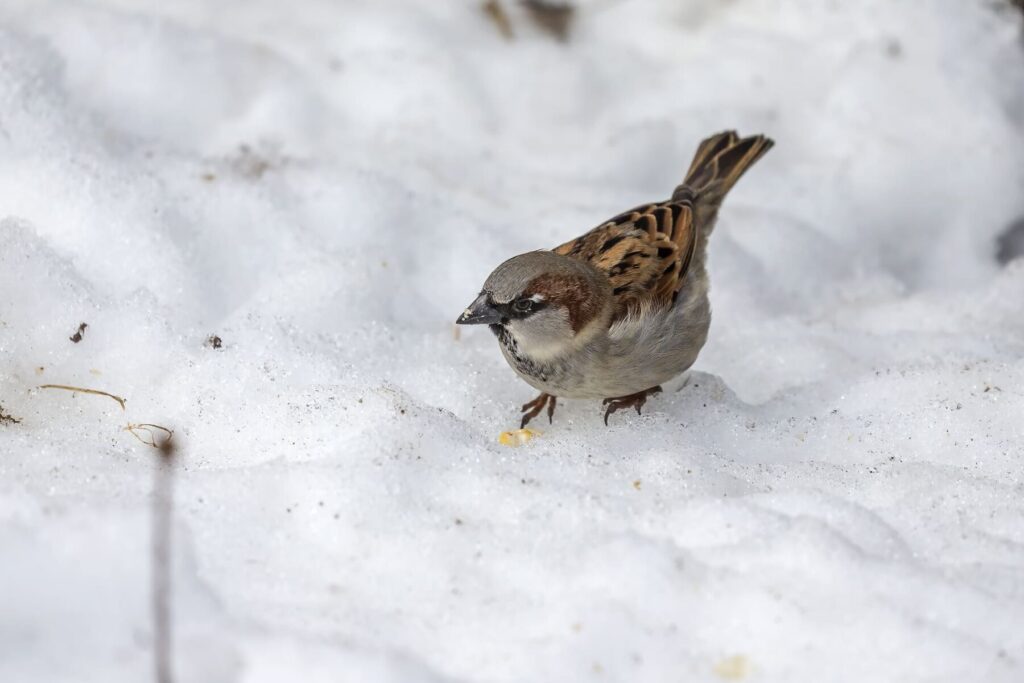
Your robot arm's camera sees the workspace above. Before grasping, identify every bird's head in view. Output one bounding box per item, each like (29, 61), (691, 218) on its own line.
(456, 251), (611, 359)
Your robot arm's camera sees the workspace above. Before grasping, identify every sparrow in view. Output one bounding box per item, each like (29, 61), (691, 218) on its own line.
(457, 131), (773, 427)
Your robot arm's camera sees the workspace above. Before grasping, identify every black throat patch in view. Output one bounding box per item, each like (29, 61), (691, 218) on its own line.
(489, 323), (563, 385)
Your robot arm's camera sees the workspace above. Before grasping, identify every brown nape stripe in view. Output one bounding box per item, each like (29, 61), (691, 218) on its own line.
(524, 272), (602, 333)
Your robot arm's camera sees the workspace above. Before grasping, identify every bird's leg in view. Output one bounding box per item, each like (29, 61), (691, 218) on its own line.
(602, 386), (662, 425)
(520, 393), (557, 429)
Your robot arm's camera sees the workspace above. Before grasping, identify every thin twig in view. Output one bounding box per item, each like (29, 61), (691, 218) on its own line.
(38, 384), (173, 449)
(39, 384), (127, 410)
(152, 438), (176, 683)
(127, 423), (175, 448)
(38, 380), (177, 679)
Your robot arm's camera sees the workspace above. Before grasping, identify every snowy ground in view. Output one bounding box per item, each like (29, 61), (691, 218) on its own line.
(2, 1), (1024, 681)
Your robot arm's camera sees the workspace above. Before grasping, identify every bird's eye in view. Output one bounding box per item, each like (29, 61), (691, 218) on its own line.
(512, 298), (533, 313)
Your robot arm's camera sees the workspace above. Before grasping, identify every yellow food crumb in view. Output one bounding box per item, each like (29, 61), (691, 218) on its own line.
(714, 654), (751, 680)
(498, 428), (539, 446)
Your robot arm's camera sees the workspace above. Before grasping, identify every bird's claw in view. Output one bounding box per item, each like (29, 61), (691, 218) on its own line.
(602, 386), (662, 425)
(520, 393), (557, 429)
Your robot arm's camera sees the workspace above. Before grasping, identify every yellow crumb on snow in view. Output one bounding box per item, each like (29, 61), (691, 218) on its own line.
(498, 428), (539, 446)
(714, 654), (751, 680)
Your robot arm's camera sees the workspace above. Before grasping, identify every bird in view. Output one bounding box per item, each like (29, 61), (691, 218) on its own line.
(456, 131), (773, 427)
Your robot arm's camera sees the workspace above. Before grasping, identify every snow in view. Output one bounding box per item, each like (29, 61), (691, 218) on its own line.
(1, 0), (1024, 681)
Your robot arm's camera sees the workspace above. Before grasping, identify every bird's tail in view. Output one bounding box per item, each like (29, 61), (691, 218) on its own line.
(673, 131), (773, 260)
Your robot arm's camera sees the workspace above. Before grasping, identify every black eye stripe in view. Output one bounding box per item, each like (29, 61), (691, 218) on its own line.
(490, 296), (547, 320)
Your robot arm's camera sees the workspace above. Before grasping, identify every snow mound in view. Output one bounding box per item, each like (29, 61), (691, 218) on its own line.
(1, 1), (1023, 681)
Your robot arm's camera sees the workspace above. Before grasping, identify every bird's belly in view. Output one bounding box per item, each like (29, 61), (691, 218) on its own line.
(498, 293), (711, 399)
(502, 337), (701, 400)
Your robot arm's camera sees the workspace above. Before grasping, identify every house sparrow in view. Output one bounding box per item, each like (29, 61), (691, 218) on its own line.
(457, 131), (773, 426)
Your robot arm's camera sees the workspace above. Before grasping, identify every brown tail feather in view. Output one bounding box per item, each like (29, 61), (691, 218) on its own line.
(677, 131), (774, 200)
(672, 131), (774, 272)
(682, 130), (740, 186)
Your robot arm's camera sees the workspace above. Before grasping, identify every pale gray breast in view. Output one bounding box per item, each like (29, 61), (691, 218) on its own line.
(496, 277), (712, 399)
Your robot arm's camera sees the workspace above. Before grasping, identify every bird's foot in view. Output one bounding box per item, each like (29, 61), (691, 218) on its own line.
(520, 393), (557, 429)
(602, 386), (662, 425)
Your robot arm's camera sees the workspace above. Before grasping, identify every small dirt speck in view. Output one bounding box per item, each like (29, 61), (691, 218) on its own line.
(482, 0), (514, 39)
(0, 405), (22, 425)
(69, 322), (88, 343)
(522, 0), (575, 42)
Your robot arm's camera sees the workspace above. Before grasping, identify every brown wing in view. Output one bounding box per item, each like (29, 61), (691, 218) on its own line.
(554, 199), (697, 321)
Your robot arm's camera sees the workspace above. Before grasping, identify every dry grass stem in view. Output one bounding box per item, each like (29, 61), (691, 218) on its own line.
(38, 384), (173, 448)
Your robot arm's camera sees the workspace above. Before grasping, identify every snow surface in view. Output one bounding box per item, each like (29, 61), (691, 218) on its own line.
(2, 0), (1024, 681)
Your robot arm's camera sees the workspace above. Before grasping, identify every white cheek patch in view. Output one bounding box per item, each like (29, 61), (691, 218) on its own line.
(506, 308), (575, 361)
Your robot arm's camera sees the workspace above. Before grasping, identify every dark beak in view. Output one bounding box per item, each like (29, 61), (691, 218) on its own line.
(456, 292), (503, 325)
